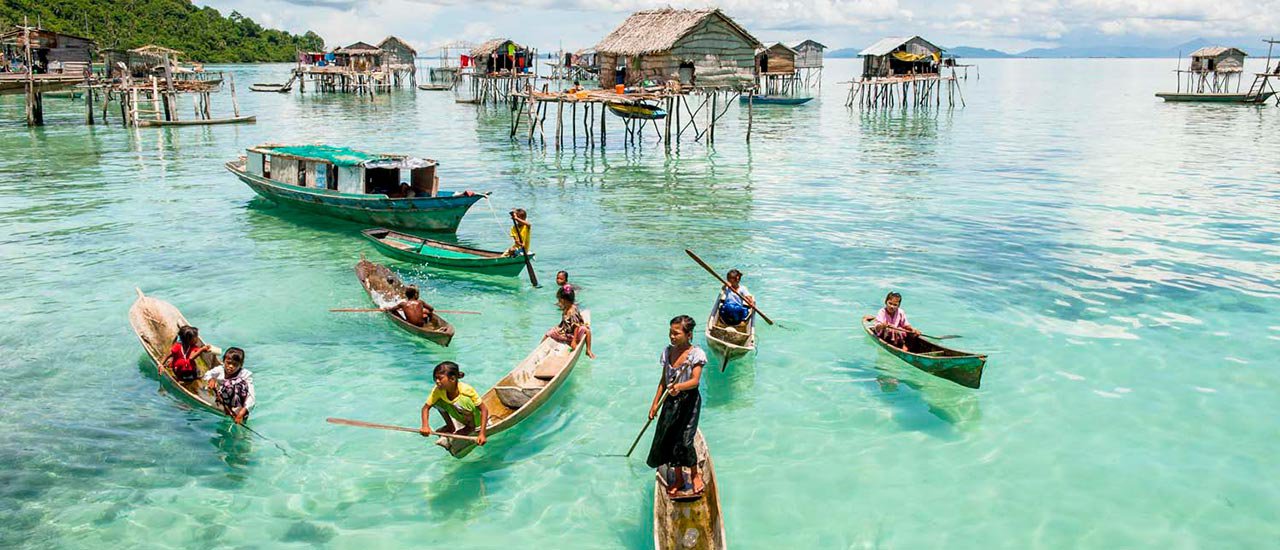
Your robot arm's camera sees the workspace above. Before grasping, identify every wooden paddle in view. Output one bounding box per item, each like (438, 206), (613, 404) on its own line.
(326, 417), (480, 442)
(685, 249), (774, 325)
(511, 211), (539, 288)
(330, 308), (482, 315)
(874, 322), (959, 340)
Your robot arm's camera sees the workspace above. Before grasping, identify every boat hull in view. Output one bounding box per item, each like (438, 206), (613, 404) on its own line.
(607, 103), (667, 120)
(128, 290), (231, 418)
(1155, 91), (1276, 103)
(361, 228), (531, 277)
(226, 163), (482, 232)
(705, 296), (755, 361)
(740, 95), (813, 105)
(862, 320), (986, 389)
(654, 430), (725, 550)
(139, 115), (256, 127)
(355, 259), (455, 347)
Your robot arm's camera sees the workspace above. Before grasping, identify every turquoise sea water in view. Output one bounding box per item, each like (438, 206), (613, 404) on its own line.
(2, 58), (1278, 548)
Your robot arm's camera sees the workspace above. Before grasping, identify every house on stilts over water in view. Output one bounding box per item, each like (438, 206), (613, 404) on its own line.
(755, 42), (800, 95)
(793, 39), (826, 90)
(1155, 41), (1280, 103)
(845, 35), (965, 109)
(0, 25), (95, 125)
(457, 38), (535, 105)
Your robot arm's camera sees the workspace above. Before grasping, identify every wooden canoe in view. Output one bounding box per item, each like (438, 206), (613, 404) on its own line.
(418, 83), (452, 91)
(1155, 91), (1276, 103)
(128, 288), (229, 417)
(355, 258), (455, 347)
(704, 295), (756, 361)
(739, 95), (813, 105)
(361, 228), (532, 277)
(654, 429), (725, 550)
(137, 115), (256, 127)
(250, 83), (292, 93)
(862, 319), (986, 389)
(607, 102), (667, 120)
(443, 314), (589, 458)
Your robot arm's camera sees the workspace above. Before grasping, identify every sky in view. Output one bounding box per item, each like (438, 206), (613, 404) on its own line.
(199, 0), (1280, 54)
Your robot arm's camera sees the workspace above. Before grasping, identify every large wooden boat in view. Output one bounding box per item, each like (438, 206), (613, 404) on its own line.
(225, 144), (485, 232)
(1154, 91), (1276, 103)
(862, 319), (986, 389)
(654, 430), (725, 550)
(361, 228), (531, 277)
(739, 95), (813, 105)
(442, 318), (589, 458)
(138, 115), (256, 127)
(704, 295), (755, 361)
(607, 102), (667, 120)
(128, 289), (229, 417)
(355, 257), (455, 347)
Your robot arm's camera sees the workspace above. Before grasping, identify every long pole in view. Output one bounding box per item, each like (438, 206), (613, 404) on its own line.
(684, 249), (775, 325)
(511, 212), (539, 287)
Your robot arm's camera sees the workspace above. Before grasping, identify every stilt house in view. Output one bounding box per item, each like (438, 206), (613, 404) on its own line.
(594, 8), (762, 89)
(756, 43), (796, 75)
(337, 42), (384, 72)
(0, 27), (94, 75)
(470, 39), (531, 74)
(794, 40), (826, 69)
(1188, 46), (1246, 74)
(378, 36), (417, 74)
(859, 36), (943, 79)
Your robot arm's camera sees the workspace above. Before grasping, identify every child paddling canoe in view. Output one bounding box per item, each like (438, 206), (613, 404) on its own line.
(863, 291), (920, 352)
(421, 361), (488, 448)
(647, 315), (707, 499)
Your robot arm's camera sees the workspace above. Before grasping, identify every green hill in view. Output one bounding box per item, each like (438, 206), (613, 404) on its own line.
(0, 0), (324, 62)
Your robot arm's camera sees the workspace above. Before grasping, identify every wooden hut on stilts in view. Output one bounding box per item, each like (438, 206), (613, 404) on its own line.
(378, 36), (417, 88)
(0, 25), (96, 126)
(793, 39), (825, 91)
(457, 38), (535, 105)
(845, 35), (963, 109)
(755, 42), (800, 95)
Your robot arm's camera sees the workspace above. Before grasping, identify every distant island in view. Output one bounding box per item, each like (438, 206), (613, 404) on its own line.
(0, 0), (323, 62)
(829, 38), (1269, 59)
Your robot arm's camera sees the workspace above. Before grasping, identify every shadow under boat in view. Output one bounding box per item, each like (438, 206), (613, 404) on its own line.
(861, 355), (983, 430)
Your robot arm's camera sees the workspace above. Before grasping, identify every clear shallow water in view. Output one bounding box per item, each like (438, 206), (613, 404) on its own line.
(2, 58), (1278, 548)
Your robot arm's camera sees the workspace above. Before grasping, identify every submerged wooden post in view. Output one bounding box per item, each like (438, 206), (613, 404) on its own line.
(84, 71), (95, 125)
(600, 100), (606, 147)
(746, 92), (753, 143)
(709, 91), (717, 145)
(229, 73), (241, 117)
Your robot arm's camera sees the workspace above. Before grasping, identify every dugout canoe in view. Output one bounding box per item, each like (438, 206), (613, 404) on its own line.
(128, 288), (230, 417)
(654, 429), (725, 550)
(607, 102), (667, 120)
(361, 228), (532, 277)
(442, 314), (589, 458)
(355, 257), (455, 347)
(739, 95), (813, 105)
(418, 83), (452, 91)
(250, 83), (292, 93)
(705, 295), (756, 361)
(862, 319), (986, 389)
(1154, 91), (1276, 103)
(137, 115), (256, 127)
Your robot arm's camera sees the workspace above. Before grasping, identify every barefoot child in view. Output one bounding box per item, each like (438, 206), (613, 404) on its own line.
(863, 291), (919, 351)
(420, 361), (488, 447)
(384, 286), (434, 327)
(203, 347), (255, 424)
(162, 325), (211, 384)
(544, 285), (595, 359)
(503, 208), (531, 257)
(646, 315), (707, 498)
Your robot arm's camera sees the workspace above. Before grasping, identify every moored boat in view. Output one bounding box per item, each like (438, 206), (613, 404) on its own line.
(862, 319), (986, 389)
(653, 430), (725, 550)
(418, 83), (452, 91)
(250, 83), (293, 93)
(607, 102), (667, 120)
(362, 228), (532, 277)
(224, 144), (485, 232)
(739, 95), (813, 105)
(704, 296), (755, 361)
(128, 289), (230, 417)
(355, 257), (455, 347)
(138, 115), (256, 127)
(1154, 91), (1276, 103)
(442, 316), (589, 458)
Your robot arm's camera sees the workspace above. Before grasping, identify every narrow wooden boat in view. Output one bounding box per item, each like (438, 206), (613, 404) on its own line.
(1155, 91), (1276, 103)
(654, 430), (725, 550)
(418, 83), (452, 91)
(607, 102), (668, 120)
(704, 295), (755, 361)
(862, 319), (986, 389)
(128, 288), (229, 417)
(442, 314), (589, 458)
(225, 144), (485, 232)
(739, 95), (813, 105)
(355, 258), (455, 347)
(250, 83), (293, 93)
(361, 228), (531, 277)
(138, 115), (256, 127)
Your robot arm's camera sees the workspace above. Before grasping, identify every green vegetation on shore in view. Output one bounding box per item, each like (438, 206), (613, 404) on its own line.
(1, 0), (324, 62)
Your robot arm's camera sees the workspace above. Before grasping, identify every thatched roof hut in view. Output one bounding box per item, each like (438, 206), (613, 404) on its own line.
(378, 36), (417, 67)
(859, 36), (942, 79)
(594, 8), (762, 89)
(469, 38), (531, 74)
(336, 41), (383, 72)
(1188, 46), (1247, 73)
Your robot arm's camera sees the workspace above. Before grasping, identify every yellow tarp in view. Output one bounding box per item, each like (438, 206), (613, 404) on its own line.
(891, 51), (942, 63)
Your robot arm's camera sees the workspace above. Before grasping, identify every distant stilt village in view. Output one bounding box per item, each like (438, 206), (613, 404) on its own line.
(3, 8), (1277, 152)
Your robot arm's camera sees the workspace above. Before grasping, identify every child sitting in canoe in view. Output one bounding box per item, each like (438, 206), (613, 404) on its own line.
(420, 361), (488, 447)
(717, 269), (755, 326)
(647, 315), (707, 498)
(203, 347), (255, 424)
(545, 285), (595, 358)
(383, 286), (434, 327)
(162, 325), (211, 384)
(503, 208), (531, 257)
(863, 291), (920, 351)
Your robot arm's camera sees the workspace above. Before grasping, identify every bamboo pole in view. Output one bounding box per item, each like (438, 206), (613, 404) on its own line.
(229, 73), (240, 117)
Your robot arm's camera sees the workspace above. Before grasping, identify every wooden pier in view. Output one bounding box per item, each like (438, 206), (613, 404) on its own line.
(845, 73), (964, 109)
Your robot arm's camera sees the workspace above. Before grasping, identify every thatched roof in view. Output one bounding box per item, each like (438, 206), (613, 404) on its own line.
(1190, 46), (1246, 58)
(378, 36), (417, 56)
(132, 44), (183, 57)
(471, 38), (524, 58)
(594, 8), (761, 56)
(338, 41), (382, 55)
(859, 36), (942, 57)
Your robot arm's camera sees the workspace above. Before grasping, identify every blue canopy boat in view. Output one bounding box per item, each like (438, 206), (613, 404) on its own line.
(225, 144), (486, 232)
(740, 95), (813, 106)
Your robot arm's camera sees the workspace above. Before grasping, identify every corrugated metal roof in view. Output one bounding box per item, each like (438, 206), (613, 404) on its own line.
(858, 35), (942, 57)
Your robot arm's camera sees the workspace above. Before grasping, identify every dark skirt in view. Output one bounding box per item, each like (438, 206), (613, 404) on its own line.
(646, 390), (701, 469)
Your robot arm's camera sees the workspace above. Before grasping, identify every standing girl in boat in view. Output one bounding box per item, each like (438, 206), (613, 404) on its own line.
(545, 285), (595, 359)
(203, 347), (255, 424)
(647, 315), (707, 498)
(864, 291), (919, 351)
(420, 361), (488, 447)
